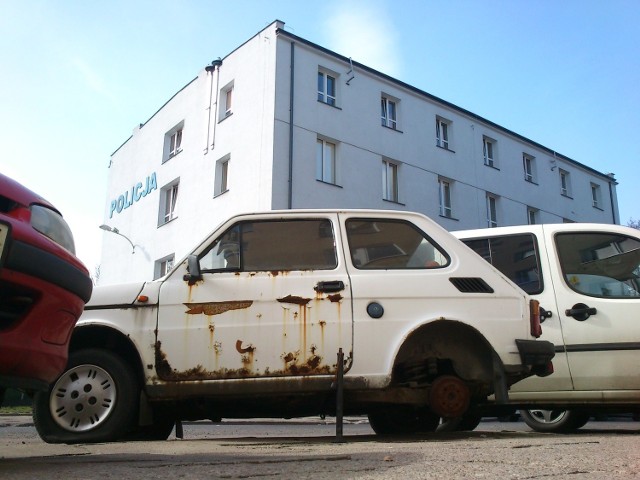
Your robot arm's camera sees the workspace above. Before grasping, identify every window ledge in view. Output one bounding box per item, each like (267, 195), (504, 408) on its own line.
(383, 198), (405, 206)
(218, 112), (233, 124)
(525, 179), (539, 185)
(163, 149), (183, 164)
(439, 214), (459, 221)
(214, 189), (229, 199)
(436, 145), (455, 153)
(158, 216), (178, 228)
(561, 193), (574, 199)
(592, 205), (604, 211)
(316, 179), (343, 188)
(381, 125), (403, 133)
(317, 100), (342, 110)
(484, 163), (500, 171)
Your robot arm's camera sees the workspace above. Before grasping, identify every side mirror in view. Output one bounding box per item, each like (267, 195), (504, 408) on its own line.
(183, 254), (203, 285)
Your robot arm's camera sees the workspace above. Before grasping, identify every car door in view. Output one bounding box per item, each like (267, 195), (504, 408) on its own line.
(460, 230), (575, 392)
(154, 214), (353, 383)
(545, 225), (640, 393)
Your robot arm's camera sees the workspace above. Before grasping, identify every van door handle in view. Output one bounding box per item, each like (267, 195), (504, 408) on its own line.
(314, 281), (345, 293)
(565, 303), (597, 321)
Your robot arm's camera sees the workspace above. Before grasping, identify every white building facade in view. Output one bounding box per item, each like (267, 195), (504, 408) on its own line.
(98, 20), (619, 285)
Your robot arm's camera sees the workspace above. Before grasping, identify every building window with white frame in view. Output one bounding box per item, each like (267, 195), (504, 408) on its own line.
(219, 82), (234, 120)
(436, 117), (450, 149)
(438, 178), (453, 218)
(527, 207), (538, 225)
(214, 156), (230, 196)
(523, 154), (535, 183)
(154, 254), (175, 280)
(317, 70), (336, 106)
(483, 136), (496, 168)
(163, 122), (184, 162)
(559, 169), (571, 197)
(381, 95), (398, 130)
(486, 193), (498, 228)
(159, 180), (179, 226)
(316, 138), (337, 184)
(591, 183), (602, 208)
(382, 159), (399, 202)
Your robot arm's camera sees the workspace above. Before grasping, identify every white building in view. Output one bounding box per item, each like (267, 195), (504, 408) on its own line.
(98, 20), (619, 285)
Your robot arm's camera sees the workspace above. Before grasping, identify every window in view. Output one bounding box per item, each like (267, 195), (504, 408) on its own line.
(219, 82), (234, 120)
(199, 219), (338, 272)
(381, 95), (398, 129)
(527, 207), (538, 225)
(316, 138), (337, 184)
(154, 254), (175, 280)
(317, 70), (336, 106)
(486, 193), (498, 228)
(346, 218), (449, 269)
(556, 232), (640, 298)
(560, 169), (572, 197)
(591, 183), (602, 208)
(163, 122), (184, 162)
(159, 180), (179, 225)
(438, 178), (452, 218)
(214, 156), (230, 196)
(436, 117), (450, 149)
(523, 154), (535, 183)
(462, 234), (542, 294)
(382, 160), (399, 202)
(483, 136), (496, 167)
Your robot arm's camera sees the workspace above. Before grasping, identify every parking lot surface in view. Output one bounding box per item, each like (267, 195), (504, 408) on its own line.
(1, 416), (639, 479)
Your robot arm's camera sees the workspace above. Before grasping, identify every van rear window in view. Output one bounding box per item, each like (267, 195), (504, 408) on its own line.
(462, 233), (542, 294)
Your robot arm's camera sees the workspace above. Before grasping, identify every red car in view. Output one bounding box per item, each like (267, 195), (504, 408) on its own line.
(0, 173), (92, 404)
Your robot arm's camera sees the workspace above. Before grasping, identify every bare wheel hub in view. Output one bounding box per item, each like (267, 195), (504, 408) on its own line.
(428, 375), (470, 418)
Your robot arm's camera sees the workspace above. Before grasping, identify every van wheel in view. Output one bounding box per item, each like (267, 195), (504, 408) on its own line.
(33, 349), (138, 444)
(520, 409), (590, 433)
(368, 407), (439, 435)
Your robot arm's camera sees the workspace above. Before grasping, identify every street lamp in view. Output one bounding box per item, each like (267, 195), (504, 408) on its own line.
(99, 224), (136, 254)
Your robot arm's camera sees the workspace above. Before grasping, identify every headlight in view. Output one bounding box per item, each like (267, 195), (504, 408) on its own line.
(30, 205), (76, 254)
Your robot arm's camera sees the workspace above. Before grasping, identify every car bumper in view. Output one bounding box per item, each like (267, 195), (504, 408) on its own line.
(516, 339), (555, 377)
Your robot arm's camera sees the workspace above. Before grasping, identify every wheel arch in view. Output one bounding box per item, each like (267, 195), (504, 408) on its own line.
(69, 325), (146, 387)
(392, 319), (497, 394)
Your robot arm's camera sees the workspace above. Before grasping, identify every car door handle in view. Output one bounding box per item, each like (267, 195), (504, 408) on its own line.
(314, 281), (345, 293)
(565, 303), (597, 321)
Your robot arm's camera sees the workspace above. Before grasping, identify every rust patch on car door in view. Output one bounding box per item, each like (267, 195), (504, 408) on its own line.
(184, 300), (253, 315)
(277, 295), (312, 306)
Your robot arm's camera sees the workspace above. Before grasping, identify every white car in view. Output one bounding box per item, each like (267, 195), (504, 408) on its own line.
(455, 223), (640, 432)
(33, 210), (553, 443)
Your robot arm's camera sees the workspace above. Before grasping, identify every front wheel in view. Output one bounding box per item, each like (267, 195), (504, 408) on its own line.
(33, 349), (138, 444)
(520, 409), (590, 433)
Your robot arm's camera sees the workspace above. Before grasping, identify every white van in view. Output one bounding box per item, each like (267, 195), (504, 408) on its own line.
(454, 223), (640, 432)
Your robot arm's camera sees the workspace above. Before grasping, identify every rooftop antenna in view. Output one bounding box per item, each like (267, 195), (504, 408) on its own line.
(346, 57), (355, 85)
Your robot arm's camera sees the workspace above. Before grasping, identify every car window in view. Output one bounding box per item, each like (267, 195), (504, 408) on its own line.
(556, 232), (640, 298)
(462, 233), (542, 294)
(199, 219), (337, 272)
(346, 219), (449, 269)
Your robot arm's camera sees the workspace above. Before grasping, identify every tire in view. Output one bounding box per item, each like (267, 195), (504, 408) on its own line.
(520, 409), (590, 433)
(33, 348), (138, 444)
(368, 407), (439, 435)
(437, 413), (483, 432)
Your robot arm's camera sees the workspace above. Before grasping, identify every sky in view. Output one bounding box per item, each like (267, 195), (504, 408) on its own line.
(1, 0), (639, 275)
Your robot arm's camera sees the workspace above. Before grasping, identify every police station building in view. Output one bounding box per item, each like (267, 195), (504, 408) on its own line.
(98, 20), (619, 285)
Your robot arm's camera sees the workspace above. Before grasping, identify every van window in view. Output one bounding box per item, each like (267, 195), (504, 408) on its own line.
(462, 234), (542, 294)
(346, 219), (449, 269)
(199, 219), (337, 272)
(556, 232), (640, 298)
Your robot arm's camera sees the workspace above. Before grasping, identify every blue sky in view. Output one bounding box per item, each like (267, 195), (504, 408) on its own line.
(1, 0), (639, 273)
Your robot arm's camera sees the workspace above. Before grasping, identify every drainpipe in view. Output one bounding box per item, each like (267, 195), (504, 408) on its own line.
(205, 59), (223, 154)
(607, 174), (618, 224)
(288, 42), (295, 209)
